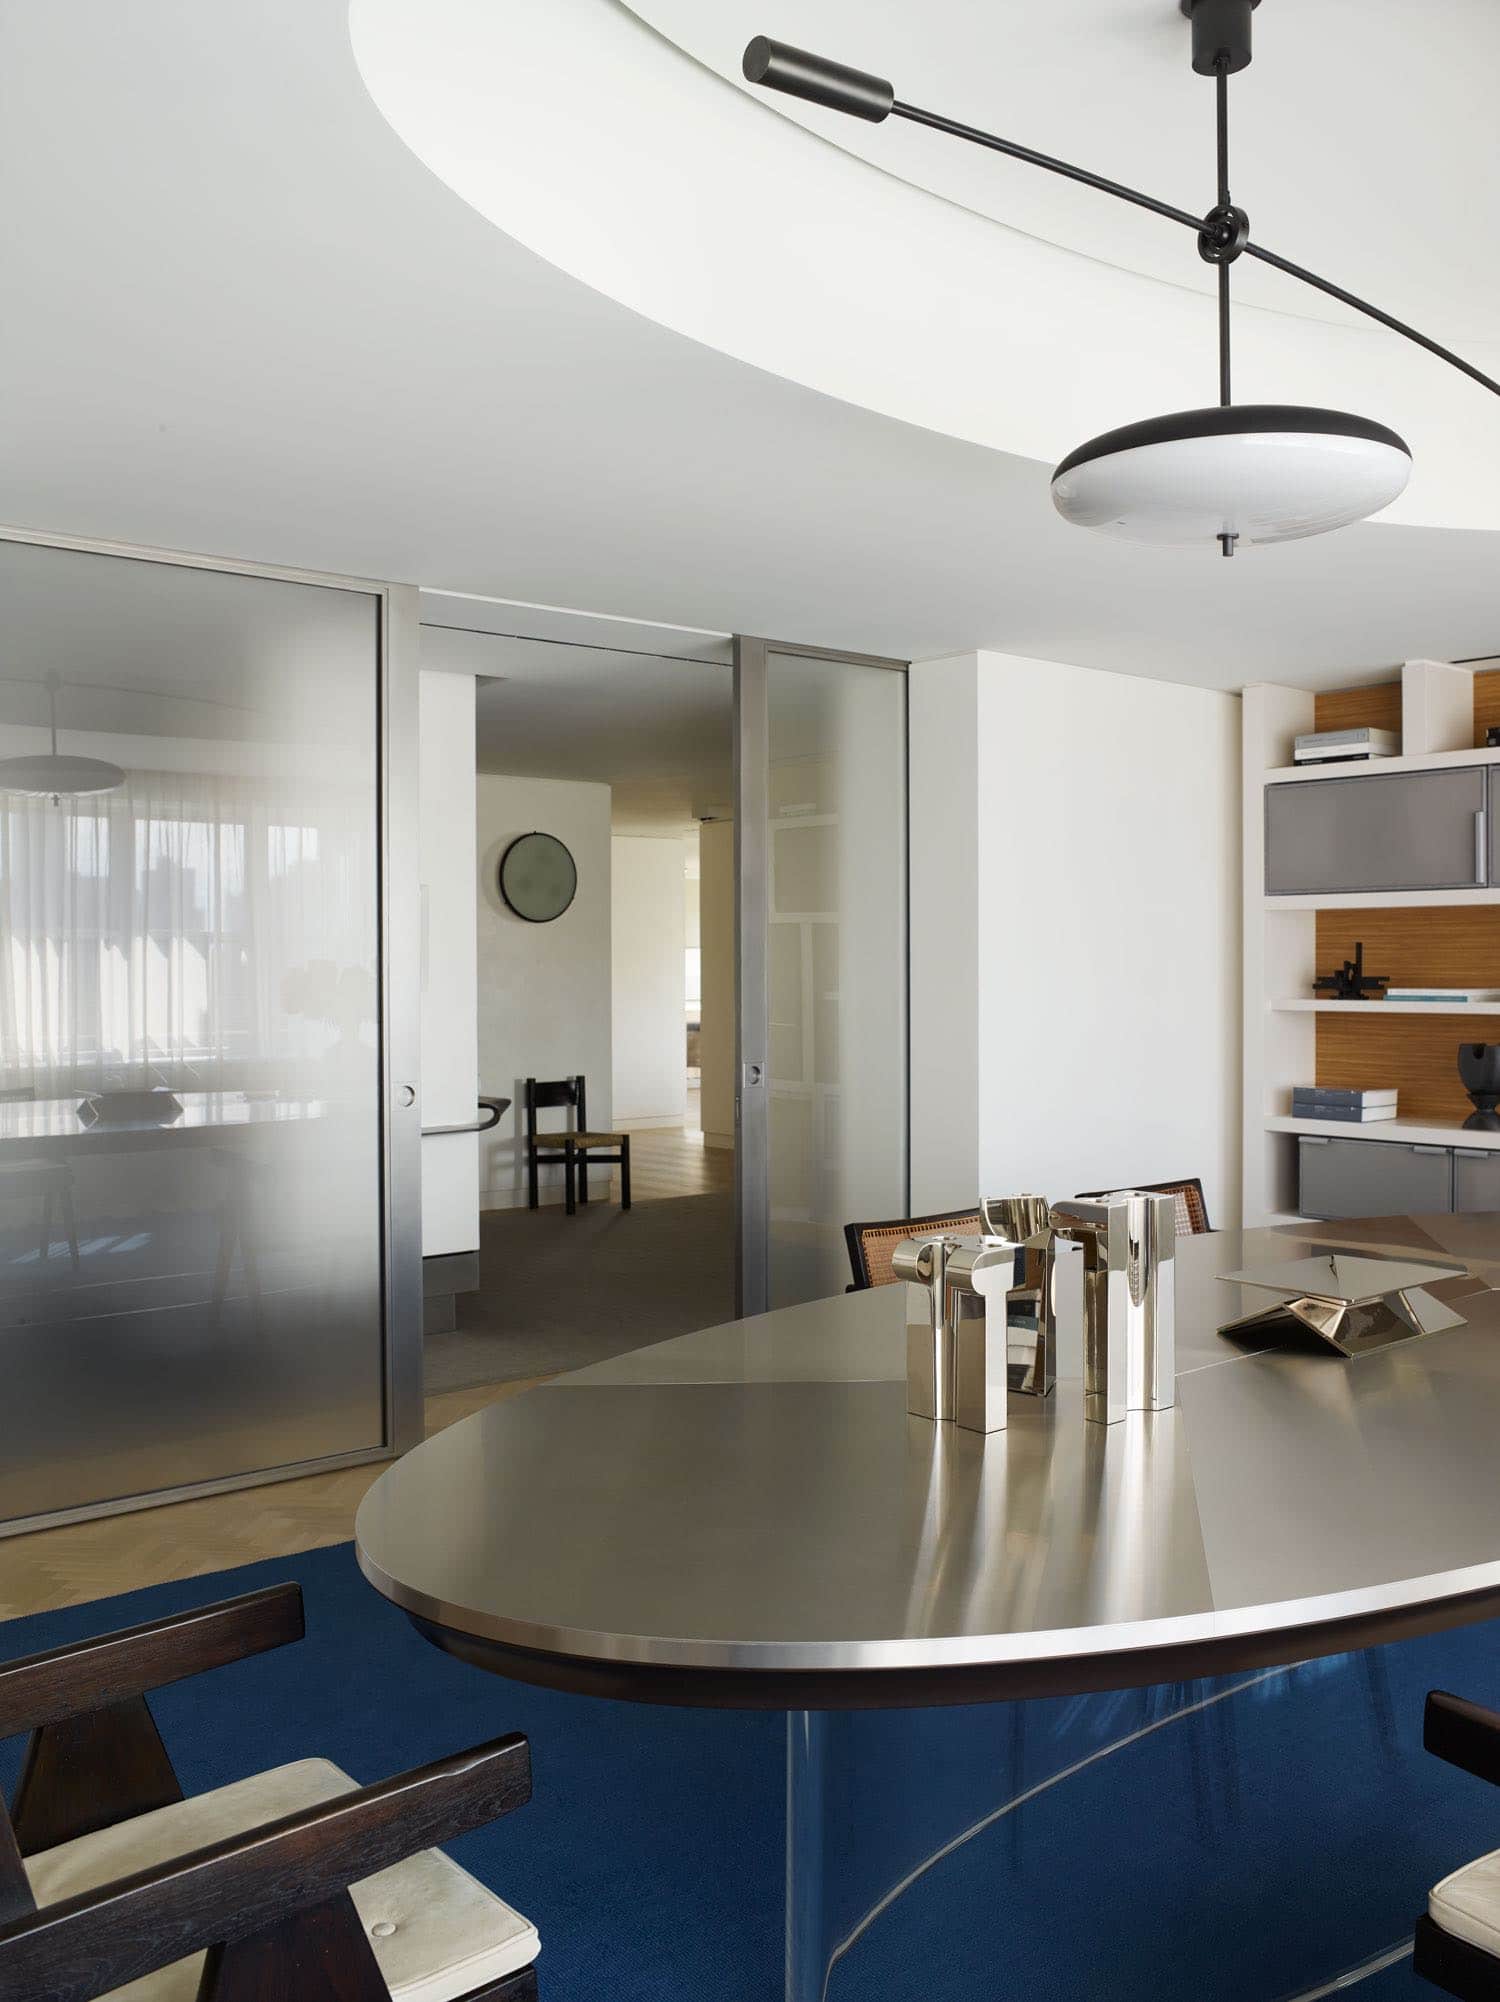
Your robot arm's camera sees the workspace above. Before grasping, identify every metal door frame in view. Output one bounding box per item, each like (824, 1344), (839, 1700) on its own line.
(0, 523), (422, 1535)
(732, 635), (908, 1318)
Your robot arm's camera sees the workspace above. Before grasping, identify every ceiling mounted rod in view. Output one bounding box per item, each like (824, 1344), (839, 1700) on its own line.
(742, 34), (1500, 407)
(878, 98), (1207, 240)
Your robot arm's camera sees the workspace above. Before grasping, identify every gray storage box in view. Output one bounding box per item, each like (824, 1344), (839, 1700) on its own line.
(1299, 1135), (1454, 1219)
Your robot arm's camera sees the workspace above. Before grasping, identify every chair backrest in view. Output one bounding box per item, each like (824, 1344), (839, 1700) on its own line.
(1073, 1178), (1211, 1236)
(845, 1208), (984, 1290)
(524, 1076), (586, 1138)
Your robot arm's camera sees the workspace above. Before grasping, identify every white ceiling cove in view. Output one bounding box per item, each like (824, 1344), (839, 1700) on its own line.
(0, 0), (1496, 695)
(630, 0), (1499, 342)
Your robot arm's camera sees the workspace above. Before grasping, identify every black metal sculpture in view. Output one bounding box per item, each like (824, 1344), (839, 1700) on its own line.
(1313, 940), (1389, 1002)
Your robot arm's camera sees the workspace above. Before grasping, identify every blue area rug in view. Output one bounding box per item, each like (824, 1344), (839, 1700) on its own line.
(5, 1544), (1500, 2000)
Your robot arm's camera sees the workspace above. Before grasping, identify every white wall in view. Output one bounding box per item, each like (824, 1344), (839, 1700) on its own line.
(698, 818), (735, 1149)
(419, 668), (479, 1256)
(611, 834), (686, 1128)
(477, 774), (612, 1208)
(910, 651), (1241, 1225)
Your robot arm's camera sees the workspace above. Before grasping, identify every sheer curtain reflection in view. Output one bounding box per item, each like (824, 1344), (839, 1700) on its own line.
(0, 770), (375, 1096)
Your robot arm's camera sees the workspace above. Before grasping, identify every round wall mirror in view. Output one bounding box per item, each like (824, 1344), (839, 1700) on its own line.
(498, 831), (578, 923)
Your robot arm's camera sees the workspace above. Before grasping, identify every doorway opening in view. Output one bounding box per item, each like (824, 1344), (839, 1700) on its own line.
(422, 611), (736, 1391)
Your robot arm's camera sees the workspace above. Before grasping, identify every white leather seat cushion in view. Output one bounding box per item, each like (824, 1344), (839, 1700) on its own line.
(25, 1757), (539, 2002)
(1431, 1845), (1500, 1960)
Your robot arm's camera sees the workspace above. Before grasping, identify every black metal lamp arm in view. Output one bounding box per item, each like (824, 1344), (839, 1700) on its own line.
(742, 36), (1500, 404)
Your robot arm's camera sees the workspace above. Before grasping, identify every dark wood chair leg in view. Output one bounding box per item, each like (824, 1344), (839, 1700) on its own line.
(527, 1137), (539, 1210)
(13, 1697), (184, 1854)
(60, 1175), (81, 1276)
(198, 1891), (388, 2002)
(565, 1141), (576, 1216)
(211, 1205), (237, 1313)
(621, 1136), (631, 1211)
(577, 1146), (589, 1205)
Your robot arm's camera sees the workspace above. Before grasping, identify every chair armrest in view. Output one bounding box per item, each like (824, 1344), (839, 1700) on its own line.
(1425, 1690), (1500, 1786)
(0, 1585), (303, 1739)
(0, 1732), (531, 2002)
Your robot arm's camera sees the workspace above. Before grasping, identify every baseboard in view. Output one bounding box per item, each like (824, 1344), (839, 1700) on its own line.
(613, 1113), (686, 1130)
(702, 1131), (734, 1152)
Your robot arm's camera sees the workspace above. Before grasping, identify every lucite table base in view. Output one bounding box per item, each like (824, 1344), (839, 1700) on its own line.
(781, 1627), (1500, 2002)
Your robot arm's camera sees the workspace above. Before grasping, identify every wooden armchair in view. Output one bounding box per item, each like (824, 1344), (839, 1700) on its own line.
(0, 1584), (538, 2002)
(1415, 1690), (1500, 1998)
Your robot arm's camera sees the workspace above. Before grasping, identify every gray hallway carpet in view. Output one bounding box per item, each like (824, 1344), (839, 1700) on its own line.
(424, 1191), (736, 1391)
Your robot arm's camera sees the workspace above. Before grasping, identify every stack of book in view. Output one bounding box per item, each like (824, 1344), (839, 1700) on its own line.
(1292, 726), (1399, 765)
(1291, 1085), (1398, 1124)
(1384, 987), (1500, 1006)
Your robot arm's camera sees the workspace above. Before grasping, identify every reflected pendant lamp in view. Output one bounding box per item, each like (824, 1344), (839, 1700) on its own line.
(741, 0), (1500, 555)
(0, 674), (126, 804)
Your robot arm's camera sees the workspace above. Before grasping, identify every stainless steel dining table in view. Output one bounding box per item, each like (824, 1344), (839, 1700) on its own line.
(0, 1089), (326, 1154)
(356, 1213), (1500, 2001)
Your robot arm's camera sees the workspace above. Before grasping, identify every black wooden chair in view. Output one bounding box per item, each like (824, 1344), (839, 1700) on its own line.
(0, 1583), (539, 2002)
(1074, 1176), (1212, 1236)
(524, 1076), (630, 1216)
(1415, 1690), (1500, 1997)
(0, 1086), (80, 1278)
(844, 1206), (984, 1291)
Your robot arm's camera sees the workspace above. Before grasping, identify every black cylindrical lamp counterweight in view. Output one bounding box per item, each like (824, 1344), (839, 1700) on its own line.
(740, 37), (893, 122)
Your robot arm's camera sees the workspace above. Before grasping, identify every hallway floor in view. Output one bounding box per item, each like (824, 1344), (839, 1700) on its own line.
(0, 1379), (535, 1619)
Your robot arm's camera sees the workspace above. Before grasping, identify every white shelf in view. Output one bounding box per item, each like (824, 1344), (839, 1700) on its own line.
(1265, 745), (1500, 786)
(1264, 889), (1500, 911)
(1267, 1113), (1500, 1151)
(1274, 998), (1500, 1015)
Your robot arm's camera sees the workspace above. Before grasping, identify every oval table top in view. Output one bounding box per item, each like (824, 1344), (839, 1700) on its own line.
(356, 1213), (1500, 1707)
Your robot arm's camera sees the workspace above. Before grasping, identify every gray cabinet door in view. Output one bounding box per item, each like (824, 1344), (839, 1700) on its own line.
(1266, 767), (1486, 895)
(1298, 1137), (1454, 1219)
(1454, 1146), (1500, 1213)
(1490, 768), (1500, 889)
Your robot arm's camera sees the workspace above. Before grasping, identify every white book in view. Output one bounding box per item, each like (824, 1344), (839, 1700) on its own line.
(1293, 726), (1399, 755)
(1385, 988), (1500, 1003)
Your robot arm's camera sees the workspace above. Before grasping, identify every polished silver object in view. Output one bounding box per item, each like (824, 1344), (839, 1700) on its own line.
(1216, 1250), (1467, 1355)
(1050, 1191), (1176, 1423)
(356, 1217), (1500, 1691)
(942, 1238), (1016, 1433)
(894, 1232), (963, 1422)
(898, 1195), (1057, 1432)
(982, 1195), (1062, 1402)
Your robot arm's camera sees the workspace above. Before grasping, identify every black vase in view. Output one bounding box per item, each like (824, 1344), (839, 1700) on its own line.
(1458, 1043), (1500, 1131)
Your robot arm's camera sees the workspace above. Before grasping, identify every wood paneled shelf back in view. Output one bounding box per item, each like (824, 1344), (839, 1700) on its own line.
(1314, 902), (1500, 1122)
(1313, 666), (1500, 747)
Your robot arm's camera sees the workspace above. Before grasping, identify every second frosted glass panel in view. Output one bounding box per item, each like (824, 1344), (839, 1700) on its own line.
(765, 653), (906, 1306)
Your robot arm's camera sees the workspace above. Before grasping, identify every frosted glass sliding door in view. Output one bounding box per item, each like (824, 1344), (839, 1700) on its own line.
(0, 534), (418, 1530)
(735, 640), (907, 1311)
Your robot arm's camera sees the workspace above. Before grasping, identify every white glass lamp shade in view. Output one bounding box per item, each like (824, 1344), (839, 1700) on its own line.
(0, 752), (127, 798)
(1050, 405), (1411, 546)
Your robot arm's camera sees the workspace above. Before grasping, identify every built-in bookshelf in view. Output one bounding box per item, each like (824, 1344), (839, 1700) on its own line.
(1243, 657), (1500, 1224)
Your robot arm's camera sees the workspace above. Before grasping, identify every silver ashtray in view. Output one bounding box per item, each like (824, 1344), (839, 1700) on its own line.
(1216, 1250), (1468, 1356)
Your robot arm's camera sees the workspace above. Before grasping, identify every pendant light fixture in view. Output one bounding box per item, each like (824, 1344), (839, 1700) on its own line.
(0, 673), (126, 804)
(743, 1), (1498, 555)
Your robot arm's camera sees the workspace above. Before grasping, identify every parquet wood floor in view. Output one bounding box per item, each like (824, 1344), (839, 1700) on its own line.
(0, 1380), (541, 1621)
(606, 1122), (734, 1205)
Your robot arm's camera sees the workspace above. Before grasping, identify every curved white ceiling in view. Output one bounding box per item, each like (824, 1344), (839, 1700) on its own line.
(350, 0), (1500, 535)
(631, 0), (1499, 341)
(5, 0), (1500, 692)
